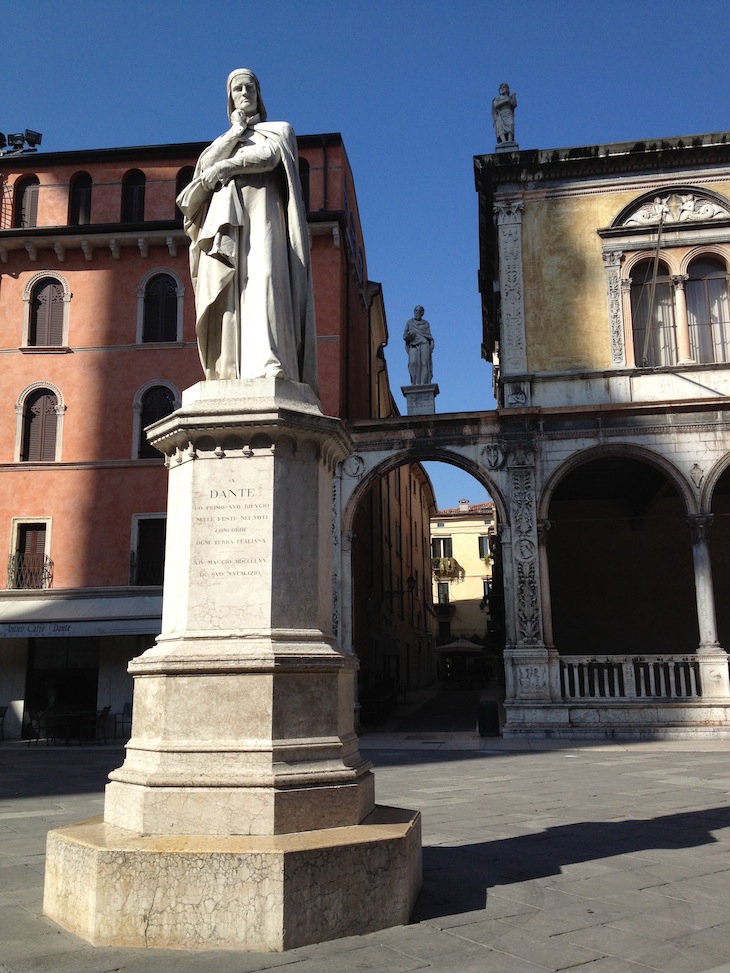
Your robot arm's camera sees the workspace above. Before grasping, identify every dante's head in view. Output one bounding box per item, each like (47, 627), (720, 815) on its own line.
(499, 83), (509, 95)
(227, 68), (267, 121)
(414, 305), (424, 318)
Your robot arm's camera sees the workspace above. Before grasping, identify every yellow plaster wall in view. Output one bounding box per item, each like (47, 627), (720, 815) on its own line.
(521, 178), (730, 372)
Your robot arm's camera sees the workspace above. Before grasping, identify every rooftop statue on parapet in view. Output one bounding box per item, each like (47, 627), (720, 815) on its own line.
(403, 305), (434, 385)
(176, 69), (318, 394)
(492, 82), (517, 145)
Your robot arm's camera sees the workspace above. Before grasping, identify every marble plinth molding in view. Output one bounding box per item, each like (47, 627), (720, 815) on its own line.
(44, 807), (422, 950)
(401, 383), (439, 416)
(44, 378), (422, 949)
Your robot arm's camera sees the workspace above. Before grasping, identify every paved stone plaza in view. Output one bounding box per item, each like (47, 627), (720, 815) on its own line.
(3, 735), (730, 972)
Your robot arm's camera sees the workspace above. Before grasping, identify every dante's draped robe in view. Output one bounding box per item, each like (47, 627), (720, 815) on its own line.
(177, 122), (318, 393)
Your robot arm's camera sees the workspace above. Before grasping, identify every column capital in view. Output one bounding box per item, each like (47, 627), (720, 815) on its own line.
(671, 274), (689, 290)
(686, 513), (714, 541)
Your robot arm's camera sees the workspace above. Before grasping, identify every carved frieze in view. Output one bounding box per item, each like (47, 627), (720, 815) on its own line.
(602, 250), (625, 366)
(494, 197), (526, 375)
(622, 192), (730, 227)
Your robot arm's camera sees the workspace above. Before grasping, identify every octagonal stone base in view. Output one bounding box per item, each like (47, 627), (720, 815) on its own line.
(44, 806), (422, 951)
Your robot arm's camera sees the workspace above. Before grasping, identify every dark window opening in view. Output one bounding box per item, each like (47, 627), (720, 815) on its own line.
(143, 274), (177, 342)
(131, 518), (166, 585)
(69, 172), (92, 225)
(121, 170), (145, 223)
(139, 386), (175, 457)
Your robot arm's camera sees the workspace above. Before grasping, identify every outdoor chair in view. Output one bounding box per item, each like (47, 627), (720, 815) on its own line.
(25, 708), (42, 746)
(114, 701), (132, 739)
(94, 705), (111, 745)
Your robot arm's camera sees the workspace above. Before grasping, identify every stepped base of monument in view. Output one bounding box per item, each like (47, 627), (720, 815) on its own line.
(43, 805), (422, 951)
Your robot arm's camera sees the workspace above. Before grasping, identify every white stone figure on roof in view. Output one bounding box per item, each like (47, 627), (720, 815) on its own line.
(176, 69), (318, 393)
(492, 83), (517, 144)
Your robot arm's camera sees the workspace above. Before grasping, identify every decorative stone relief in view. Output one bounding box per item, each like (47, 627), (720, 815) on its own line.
(508, 452), (542, 645)
(506, 382), (529, 406)
(493, 198), (526, 376)
(690, 464), (705, 488)
(622, 192), (730, 227)
(342, 454), (365, 478)
(483, 443), (509, 470)
(602, 250), (625, 366)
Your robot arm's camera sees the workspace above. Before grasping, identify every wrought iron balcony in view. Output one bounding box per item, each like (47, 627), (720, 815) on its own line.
(7, 553), (54, 589)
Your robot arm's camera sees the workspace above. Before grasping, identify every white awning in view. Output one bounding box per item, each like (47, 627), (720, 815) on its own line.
(0, 590), (162, 638)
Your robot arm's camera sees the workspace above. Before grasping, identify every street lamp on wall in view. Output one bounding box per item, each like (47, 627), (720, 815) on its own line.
(381, 575), (417, 602)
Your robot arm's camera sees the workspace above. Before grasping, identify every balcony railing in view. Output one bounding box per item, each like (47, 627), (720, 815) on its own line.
(559, 655), (701, 701)
(7, 553), (54, 589)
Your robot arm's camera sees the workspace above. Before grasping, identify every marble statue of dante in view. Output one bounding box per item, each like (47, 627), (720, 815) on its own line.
(403, 306), (434, 385)
(176, 69), (318, 393)
(492, 83), (517, 144)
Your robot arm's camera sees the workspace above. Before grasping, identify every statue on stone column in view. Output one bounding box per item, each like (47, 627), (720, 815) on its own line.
(176, 68), (318, 393)
(403, 305), (434, 385)
(492, 83), (517, 144)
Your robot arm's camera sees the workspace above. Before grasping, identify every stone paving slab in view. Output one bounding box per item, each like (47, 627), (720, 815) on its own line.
(2, 740), (730, 971)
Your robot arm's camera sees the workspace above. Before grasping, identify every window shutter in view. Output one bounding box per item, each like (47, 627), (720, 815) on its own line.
(23, 182), (39, 228)
(19, 524), (46, 557)
(30, 279), (64, 346)
(22, 390), (58, 461)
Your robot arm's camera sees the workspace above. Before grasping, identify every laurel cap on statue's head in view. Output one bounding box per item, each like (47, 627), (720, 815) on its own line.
(226, 68), (267, 122)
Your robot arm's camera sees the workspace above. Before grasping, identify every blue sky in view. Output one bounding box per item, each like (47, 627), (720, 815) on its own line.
(4, 0), (729, 507)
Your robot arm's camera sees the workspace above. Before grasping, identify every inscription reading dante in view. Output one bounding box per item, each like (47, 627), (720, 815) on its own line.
(192, 486), (272, 583)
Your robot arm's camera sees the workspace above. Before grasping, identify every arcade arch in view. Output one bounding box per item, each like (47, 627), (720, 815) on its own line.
(340, 448), (505, 721)
(543, 450), (698, 657)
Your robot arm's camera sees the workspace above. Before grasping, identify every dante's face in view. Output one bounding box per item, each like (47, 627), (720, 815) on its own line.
(414, 306), (424, 319)
(499, 84), (509, 95)
(230, 75), (258, 115)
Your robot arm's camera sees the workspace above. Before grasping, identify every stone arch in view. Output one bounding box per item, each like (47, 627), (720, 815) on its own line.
(541, 443), (698, 658)
(338, 444), (507, 700)
(538, 442), (697, 520)
(342, 446), (508, 535)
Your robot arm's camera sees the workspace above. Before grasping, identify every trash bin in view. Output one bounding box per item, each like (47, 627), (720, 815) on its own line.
(477, 699), (500, 736)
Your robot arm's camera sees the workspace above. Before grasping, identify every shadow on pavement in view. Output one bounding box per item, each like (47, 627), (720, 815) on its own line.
(413, 803), (730, 921)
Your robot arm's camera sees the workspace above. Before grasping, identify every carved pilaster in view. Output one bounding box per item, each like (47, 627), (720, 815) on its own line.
(602, 250), (625, 366)
(494, 197), (526, 378)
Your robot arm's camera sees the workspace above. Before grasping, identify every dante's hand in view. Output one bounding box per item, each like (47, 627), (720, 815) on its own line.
(230, 110), (248, 135)
(201, 165), (221, 191)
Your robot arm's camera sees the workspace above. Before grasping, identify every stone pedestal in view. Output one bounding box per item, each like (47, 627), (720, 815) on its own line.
(401, 383), (439, 415)
(44, 378), (421, 950)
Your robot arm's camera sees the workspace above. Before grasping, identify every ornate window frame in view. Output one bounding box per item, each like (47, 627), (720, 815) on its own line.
(14, 382), (66, 462)
(135, 268), (185, 344)
(21, 271), (71, 349)
(600, 187), (730, 369)
(132, 380), (180, 459)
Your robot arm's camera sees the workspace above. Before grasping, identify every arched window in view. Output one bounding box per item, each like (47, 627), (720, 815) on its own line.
(14, 176), (39, 228)
(298, 159), (310, 212)
(21, 389), (59, 461)
(29, 278), (64, 346)
(69, 172), (92, 226)
(121, 169), (145, 223)
(137, 384), (176, 458)
(686, 257), (730, 364)
(630, 260), (677, 367)
(175, 167), (194, 224)
(143, 273), (178, 342)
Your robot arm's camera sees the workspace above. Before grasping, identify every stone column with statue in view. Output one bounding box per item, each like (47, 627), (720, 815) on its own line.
(401, 304), (439, 415)
(44, 70), (421, 953)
